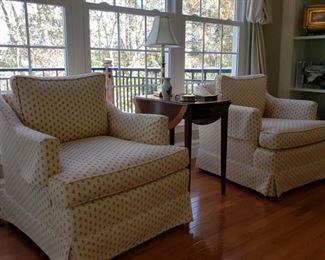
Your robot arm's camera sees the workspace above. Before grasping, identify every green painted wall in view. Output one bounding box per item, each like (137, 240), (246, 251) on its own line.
(263, 0), (284, 96)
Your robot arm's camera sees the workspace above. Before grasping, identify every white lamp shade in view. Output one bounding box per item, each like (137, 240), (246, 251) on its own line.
(146, 16), (180, 48)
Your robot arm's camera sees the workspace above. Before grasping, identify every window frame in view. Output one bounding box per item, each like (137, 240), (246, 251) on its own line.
(83, 1), (169, 79)
(170, 0), (247, 94)
(0, 0), (71, 76)
(0, 0), (248, 98)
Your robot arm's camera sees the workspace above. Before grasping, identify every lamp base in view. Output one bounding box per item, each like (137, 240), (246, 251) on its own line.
(161, 77), (172, 99)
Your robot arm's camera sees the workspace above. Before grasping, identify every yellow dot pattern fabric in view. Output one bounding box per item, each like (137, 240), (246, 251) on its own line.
(107, 101), (169, 145)
(49, 136), (189, 208)
(195, 76), (325, 197)
(260, 118), (325, 150)
(0, 74), (192, 259)
(215, 74), (267, 114)
(10, 73), (108, 142)
(264, 93), (318, 120)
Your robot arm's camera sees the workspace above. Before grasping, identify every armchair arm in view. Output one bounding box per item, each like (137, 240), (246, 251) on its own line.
(107, 102), (169, 145)
(228, 105), (262, 142)
(0, 96), (60, 187)
(265, 94), (318, 120)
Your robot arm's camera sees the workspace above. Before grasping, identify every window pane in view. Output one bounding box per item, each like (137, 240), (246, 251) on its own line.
(185, 21), (203, 52)
(89, 11), (118, 49)
(31, 48), (65, 73)
(120, 51), (145, 67)
(91, 50), (118, 67)
(0, 47), (28, 91)
(185, 52), (203, 84)
(146, 52), (161, 87)
(204, 54), (221, 79)
(220, 0), (235, 20)
(204, 54), (221, 68)
(0, 1), (27, 45)
(115, 0), (141, 9)
(201, 0), (219, 19)
(223, 25), (238, 53)
(185, 53), (202, 93)
(183, 0), (200, 16)
(143, 0), (165, 11)
(221, 54), (236, 75)
(185, 53), (202, 69)
(28, 3), (65, 47)
(146, 51), (160, 67)
(0, 47), (29, 68)
(119, 14), (145, 50)
(205, 23), (222, 52)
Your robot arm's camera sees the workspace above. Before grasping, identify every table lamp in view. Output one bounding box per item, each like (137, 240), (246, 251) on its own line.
(146, 16), (180, 98)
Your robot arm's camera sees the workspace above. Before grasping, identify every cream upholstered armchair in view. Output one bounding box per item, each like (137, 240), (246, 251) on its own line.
(0, 73), (192, 259)
(195, 74), (325, 197)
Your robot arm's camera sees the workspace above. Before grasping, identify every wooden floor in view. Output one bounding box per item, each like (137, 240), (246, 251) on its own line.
(1, 162), (325, 260)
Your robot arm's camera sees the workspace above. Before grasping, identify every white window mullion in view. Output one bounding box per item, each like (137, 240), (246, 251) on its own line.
(169, 0), (185, 94)
(66, 0), (88, 75)
(24, 2), (32, 75)
(220, 24), (224, 75)
(117, 11), (121, 86)
(201, 22), (205, 83)
(144, 15), (148, 96)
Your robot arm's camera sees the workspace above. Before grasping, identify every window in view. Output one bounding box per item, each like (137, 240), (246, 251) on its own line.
(183, 0), (238, 20)
(0, 0), (246, 112)
(0, 0), (66, 91)
(183, 0), (243, 92)
(87, 1), (167, 111)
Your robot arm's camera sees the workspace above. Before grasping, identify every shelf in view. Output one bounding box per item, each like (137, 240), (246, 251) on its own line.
(290, 88), (325, 93)
(294, 35), (325, 40)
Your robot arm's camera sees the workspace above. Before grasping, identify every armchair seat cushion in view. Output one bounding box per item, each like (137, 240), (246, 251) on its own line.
(49, 136), (188, 208)
(259, 118), (325, 150)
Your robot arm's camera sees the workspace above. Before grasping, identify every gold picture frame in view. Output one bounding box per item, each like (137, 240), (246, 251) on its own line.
(304, 5), (325, 31)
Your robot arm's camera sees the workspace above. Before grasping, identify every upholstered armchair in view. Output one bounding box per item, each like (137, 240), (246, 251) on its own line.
(195, 75), (325, 197)
(0, 73), (192, 259)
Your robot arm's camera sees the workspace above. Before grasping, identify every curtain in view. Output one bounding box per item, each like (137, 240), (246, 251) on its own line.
(246, 0), (272, 75)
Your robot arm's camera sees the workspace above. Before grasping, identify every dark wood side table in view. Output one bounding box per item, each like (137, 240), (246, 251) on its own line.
(134, 95), (231, 195)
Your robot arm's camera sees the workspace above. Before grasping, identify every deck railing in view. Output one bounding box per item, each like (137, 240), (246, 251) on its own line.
(0, 67), (231, 112)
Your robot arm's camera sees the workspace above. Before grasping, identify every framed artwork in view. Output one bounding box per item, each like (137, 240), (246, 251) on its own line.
(304, 4), (325, 31)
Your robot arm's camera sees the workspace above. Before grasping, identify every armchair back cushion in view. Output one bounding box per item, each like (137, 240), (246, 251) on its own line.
(10, 73), (108, 142)
(215, 74), (267, 114)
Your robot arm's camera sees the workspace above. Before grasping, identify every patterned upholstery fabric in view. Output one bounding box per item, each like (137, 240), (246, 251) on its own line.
(215, 74), (267, 114)
(49, 136), (188, 208)
(107, 101), (169, 145)
(2, 93), (22, 120)
(0, 96), (60, 187)
(0, 74), (192, 259)
(53, 170), (191, 259)
(196, 75), (325, 197)
(265, 93), (318, 120)
(197, 141), (325, 197)
(260, 118), (325, 150)
(10, 73), (108, 142)
(227, 105), (261, 141)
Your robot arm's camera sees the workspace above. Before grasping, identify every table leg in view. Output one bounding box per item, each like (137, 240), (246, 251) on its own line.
(221, 109), (229, 195)
(169, 128), (175, 145)
(184, 112), (192, 191)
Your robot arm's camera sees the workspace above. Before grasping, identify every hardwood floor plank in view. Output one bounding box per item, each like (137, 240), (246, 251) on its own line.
(0, 161), (324, 260)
